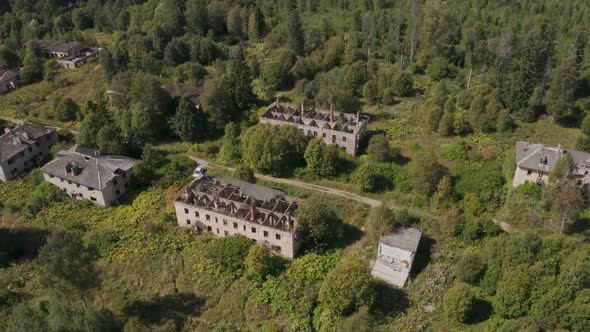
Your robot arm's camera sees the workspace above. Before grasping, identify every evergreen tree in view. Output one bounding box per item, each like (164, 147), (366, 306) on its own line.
(286, 13), (304, 55)
(546, 50), (580, 122)
(226, 47), (254, 110)
(170, 97), (207, 142)
(248, 8), (264, 42)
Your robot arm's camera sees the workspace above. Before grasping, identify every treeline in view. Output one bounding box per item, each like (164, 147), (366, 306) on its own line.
(1, 0), (589, 128)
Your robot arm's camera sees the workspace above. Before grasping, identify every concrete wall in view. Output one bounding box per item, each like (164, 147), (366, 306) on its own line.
(42, 169), (131, 207)
(512, 167), (549, 187)
(175, 201), (300, 258)
(259, 117), (367, 155)
(0, 130), (59, 182)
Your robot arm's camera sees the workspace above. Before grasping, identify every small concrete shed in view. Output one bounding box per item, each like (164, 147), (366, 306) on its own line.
(371, 225), (422, 287)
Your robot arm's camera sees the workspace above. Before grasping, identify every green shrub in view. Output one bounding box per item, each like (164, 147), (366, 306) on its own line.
(318, 257), (375, 316)
(234, 163), (255, 183)
(207, 235), (253, 277)
(454, 162), (505, 199)
(463, 193), (485, 216)
(494, 265), (534, 318)
(442, 142), (467, 162)
(455, 252), (486, 284)
(443, 282), (476, 323)
(245, 245), (283, 281)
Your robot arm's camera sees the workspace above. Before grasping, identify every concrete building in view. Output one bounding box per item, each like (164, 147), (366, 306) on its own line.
(371, 225), (422, 288)
(174, 176), (301, 258)
(36, 40), (83, 59)
(513, 141), (590, 195)
(259, 100), (369, 155)
(0, 69), (19, 94)
(56, 47), (99, 69)
(160, 82), (203, 110)
(0, 122), (58, 181)
(41, 146), (136, 206)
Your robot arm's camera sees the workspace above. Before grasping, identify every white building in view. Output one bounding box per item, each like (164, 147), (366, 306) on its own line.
(513, 141), (590, 196)
(41, 146), (135, 206)
(0, 122), (59, 181)
(371, 225), (422, 288)
(174, 176), (301, 258)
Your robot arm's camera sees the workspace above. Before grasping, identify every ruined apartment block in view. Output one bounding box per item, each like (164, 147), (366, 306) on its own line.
(259, 100), (369, 155)
(175, 176), (300, 258)
(41, 145), (136, 207)
(0, 122), (59, 181)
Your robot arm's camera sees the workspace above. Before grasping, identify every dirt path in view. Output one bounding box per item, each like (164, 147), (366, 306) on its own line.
(190, 157), (383, 207)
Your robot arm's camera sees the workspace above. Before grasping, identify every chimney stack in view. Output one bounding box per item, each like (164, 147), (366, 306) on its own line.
(250, 204), (256, 222)
(356, 112), (360, 126)
(329, 104), (334, 122)
(4, 127), (11, 134)
(276, 97), (280, 110)
(300, 100), (304, 114)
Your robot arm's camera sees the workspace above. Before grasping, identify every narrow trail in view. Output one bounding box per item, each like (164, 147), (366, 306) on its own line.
(189, 156), (383, 207)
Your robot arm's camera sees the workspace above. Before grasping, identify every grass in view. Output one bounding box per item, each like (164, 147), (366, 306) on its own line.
(0, 63), (104, 129)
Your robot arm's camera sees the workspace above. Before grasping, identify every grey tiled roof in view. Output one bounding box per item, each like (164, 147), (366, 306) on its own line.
(36, 40), (82, 53)
(515, 141), (590, 175)
(380, 225), (422, 253)
(0, 69), (18, 84)
(41, 145), (135, 189)
(0, 122), (56, 162)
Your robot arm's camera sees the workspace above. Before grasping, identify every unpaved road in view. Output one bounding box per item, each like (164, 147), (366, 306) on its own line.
(190, 157), (383, 207)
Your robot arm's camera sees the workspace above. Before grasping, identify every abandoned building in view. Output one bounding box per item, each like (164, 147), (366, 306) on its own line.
(0, 69), (19, 94)
(35, 40), (84, 59)
(56, 47), (99, 69)
(259, 100), (369, 155)
(41, 145), (136, 206)
(0, 122), (58, 182)
(175, 176), (300, 258)
(513, 141), (590, 195)
(160, 82), (203, 110)
(371, 225), (422, 288)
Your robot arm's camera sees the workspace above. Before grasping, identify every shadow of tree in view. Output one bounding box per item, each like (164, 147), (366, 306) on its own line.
(410, 235), (436, 279)
(122, 292), (205, 329)
(0, 227), (49, 267)
(467, 298), (494, 324)
(371, 279), (410, 318)
(337, 223), (365, 249)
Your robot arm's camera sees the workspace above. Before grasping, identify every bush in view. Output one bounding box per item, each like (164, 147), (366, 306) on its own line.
(207, 235), (253, 277)
(234, 163), (255, 183)
(463, 193), (484, 216)
(426, 57), (457, 80)
(442, 141), (467, 162)
(318, 257), (375, 316)
(304, 138), (338, 177)
(494, 265), (534, 318)
(366, 134), (394, 162)
(455, 252), (486, 284)
(296, 198), (343, 252)
(245, 245), (283, 281)
(443, 282), (476, 323)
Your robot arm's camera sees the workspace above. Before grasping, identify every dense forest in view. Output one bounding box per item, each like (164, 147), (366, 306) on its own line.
(1, 0), (590, 331)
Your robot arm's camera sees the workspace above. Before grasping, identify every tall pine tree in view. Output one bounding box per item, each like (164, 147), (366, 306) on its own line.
(226, 47), (254, 110)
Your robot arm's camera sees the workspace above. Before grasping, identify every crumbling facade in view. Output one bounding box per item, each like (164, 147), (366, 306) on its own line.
(513, 141), (590, 196)
(0, 122), (58, 181)
(175, 176), (300, 258)
(371, 225), (422, 288)
(56, 47), (99, 69)
(41, 146), (136, 206)
(36, 40), (83, 59)
(259, 100), (369, 155)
